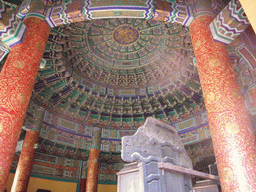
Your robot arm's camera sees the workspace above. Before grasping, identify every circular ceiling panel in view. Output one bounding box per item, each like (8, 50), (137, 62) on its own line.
(113, 25), (139, 45)
(86, 18), (166, 70)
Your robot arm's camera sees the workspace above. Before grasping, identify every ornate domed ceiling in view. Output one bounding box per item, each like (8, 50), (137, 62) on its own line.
(1, 0), (256, 186)
(32, 18), (204, 129)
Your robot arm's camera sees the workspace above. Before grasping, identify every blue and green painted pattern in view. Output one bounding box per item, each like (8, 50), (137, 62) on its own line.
(0, 0), (194, 56)
(91, 127), (102, 149)
(31, 107), (45, 132)
(210, 0), (250, 44)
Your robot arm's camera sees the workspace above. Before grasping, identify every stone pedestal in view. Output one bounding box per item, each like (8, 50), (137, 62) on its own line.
(118, 117), (193, 192)
(193, 180), (220, 192)
(117, 162), (144, 192)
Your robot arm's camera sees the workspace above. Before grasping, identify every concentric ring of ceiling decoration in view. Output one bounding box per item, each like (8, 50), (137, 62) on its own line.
(86, 19), (166, 70)
(33, 18), (204, 129)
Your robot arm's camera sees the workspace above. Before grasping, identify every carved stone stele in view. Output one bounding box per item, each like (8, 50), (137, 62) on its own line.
(117, 117), (193, 192)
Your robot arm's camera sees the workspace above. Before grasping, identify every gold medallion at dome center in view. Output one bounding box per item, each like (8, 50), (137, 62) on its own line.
(113, 25), (139, 45)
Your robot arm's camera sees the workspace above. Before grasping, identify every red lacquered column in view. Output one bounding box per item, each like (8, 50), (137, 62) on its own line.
(190, 15), (256, 191)
(86, 127), (102, 192)
(11, 107), (45, 192)
(11, 130), (39, 192)
(86, 148), (100, 192)
(0, 17), (49, 191)
(79, 178), (87, 192)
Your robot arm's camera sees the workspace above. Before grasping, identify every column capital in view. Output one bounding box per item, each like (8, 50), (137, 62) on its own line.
(31, 107), (45, 132)
(91, 127), (102, 149)
(186, 0), (216, 19)
(209, 0), (250, 44)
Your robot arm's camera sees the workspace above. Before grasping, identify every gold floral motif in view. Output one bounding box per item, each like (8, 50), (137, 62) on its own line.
(35, 42), (43, 52)
(209, 58), (220, 68)
(204, 87), (222, 109)
(17, 93), (27, 105)
(24, 156), (30, 161)
(205, 91), (216, 105)
(225, 122), (240, 134)
(13, 60), (25, 69)
(194, 40), (201, 51)
(221, 166), (234, 184)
